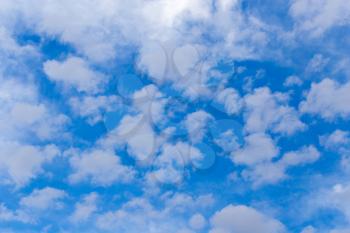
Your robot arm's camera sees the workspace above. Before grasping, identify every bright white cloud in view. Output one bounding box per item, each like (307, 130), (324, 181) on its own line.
(184, 110), (213, 143)
(232, 133), (279, 166)
(0, 141), (59, 187)
(70, 192), (98, 223)
(242, 145), (320, 186)
(0, 79), (69, 141)
(69, 149), (135, 186)
(290, 0), (350, 36)
(189, 213), (206, 230)
(320, 130), (350, 151)
(0, 203), (32, 223)
(300, 78), (350, 120)
(96, 193), (213, 233)
(69, 95), (121, 124)
(20, 187), (66, 210)
(44, 56), (106, 93)
(215, 88), (242, 115)
(244, 87), (305, 135)
(148, 141), (203, 184)
(209, 204), (286, 233)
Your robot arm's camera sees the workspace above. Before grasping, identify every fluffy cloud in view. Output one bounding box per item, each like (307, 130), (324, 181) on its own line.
(0, 141), (59, 187)
(242, 145), (320, 186)
(44, 56), (106, 93)
(184, 110), (213, 143)
(96, 193), (213, 233)
(290, 0), (350, 36)
(20, 187), (66, 210)
(189, 213), (206, 230)
(0, 79), (68, 141)
(244, 87), (305, 135)
(209, 204), (286, 233)
(0, 203), (32, 223)
(70, 192), (98, 223)
(232, 133), (279, 166)
(320, 130), (350, 151)
(69, 149), (135, 186)
(284, 75), (303, 87)
(215, 88), (243, 115)
(69, 95), (121, 124)
(105, 114), (157, 163)
(147, 141), (203, 184)
(300, 79), (350, 120)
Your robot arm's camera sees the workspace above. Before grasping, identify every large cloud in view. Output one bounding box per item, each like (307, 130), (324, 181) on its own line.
(209, 204), (286, 233)
(300, 79), (350, 120)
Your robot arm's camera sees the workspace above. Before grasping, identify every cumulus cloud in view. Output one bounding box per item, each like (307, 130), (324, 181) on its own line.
(320, 130), (350, 151)
(0, 141), (59, 187)
(0, 79), (69, 142)
(69, 95), (121, 124)
(300, 79), (350, 120)
(290, 0), (350, 36)
(232, 133), (279, 166)
(96, 193), (213, 233)
(244, 87), (305, 135)
(209, 204), (286, 233)
(70, 192), (98, 223)
(184, 110), (213, 143)
(215, 88), (243, 115)
(242, 145), (320, 186)
(44, 56), (106, 93)
(147, 141), (203, 184)
(0, 203), (32, 223)
(189, 213), (206, 230)
(69, 149), (135, 186)
(20, 187), (66, 210)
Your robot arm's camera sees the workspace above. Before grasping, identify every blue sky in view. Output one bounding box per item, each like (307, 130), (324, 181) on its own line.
(1, 0), (350, 233)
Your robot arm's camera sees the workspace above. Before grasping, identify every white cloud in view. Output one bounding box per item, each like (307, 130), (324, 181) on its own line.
(244, 87), (305, 135)
(96, 193), (213, 233)
(0, 79), (69, 141)
(214, 129), (241, 153)
(12, 0), (120, 62)
(0, 203), (32, 223)
(69, 149), (135, 186)
(184, 110), (213, 143)
(290, 0), (350, 37)
(20, 187), (66, 210)
(242, 145), (320, 186)
(232, 133), (279, 166)
(0, 141), (59, 187)
(284, 75), (303, 87)
(43, 56), (106, 93)
(215, 88), (242, 115)
(209, 204), (286, 233)
(305, 54), (329, 73)
(189, 213), (206, 230)
(320, 130), (350, 151)
(69, 95), (121, 124)
(70, 192), (98, 223)
(132, 84), (167, 124)
(106, 114), (157, 164)
(300, 79), (350, 120)
(147, 141), (203, 184)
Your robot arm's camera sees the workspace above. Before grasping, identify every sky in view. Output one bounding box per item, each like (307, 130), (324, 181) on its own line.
(0, 0), (350, 233)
